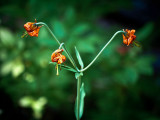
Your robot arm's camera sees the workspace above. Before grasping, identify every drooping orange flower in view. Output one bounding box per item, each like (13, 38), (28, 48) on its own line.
(24, 19), (42, 37)
(51, 49), (66, 75)
(122, 29), (136, 46)
(51, 49), (66, 64)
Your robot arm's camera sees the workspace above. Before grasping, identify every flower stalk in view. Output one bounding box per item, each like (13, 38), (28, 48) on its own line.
(35, 22), (78, 71)
(77, 75), (81, 120)
(80, 30), (125, 72)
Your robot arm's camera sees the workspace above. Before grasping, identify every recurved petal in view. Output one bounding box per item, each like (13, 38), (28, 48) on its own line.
(24, 22), (33, 32)
(122, 34), (128, 45)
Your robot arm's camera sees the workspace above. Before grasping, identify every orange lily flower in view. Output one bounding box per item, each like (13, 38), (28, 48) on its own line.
(51, 49), (66, 75)
(24, 19), (42, 37)
(122, 29), (136, 46)
(51, 49), (66, 64)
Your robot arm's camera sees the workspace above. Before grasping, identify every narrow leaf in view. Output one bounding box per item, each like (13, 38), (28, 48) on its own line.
(75, 83), (86, 119)
(75, 47), (84, 69)
(49, 62), (77, 72)
(60, 65), (77, 72)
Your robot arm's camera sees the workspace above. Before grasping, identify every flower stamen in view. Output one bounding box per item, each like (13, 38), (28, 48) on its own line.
(56, 63), (59, 76)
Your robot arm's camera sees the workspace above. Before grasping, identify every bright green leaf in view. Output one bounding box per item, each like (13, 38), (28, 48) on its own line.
(0, 27), (15, 46)
(12, 59), (25, 78)
(19, 96), (34, 107)
(32, 97), (47, 119)
(1, 61), (13, 76)
(75, 47), (84, 69)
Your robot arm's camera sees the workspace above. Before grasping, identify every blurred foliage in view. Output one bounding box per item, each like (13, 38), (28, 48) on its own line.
(20, 96), (47, 119)
(0, 0), (159, 120)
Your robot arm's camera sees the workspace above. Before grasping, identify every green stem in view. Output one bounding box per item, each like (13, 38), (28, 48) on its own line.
(80, 30), (125, 72)
(36, 22), (78, 71)
(36, 22), (61, 45)
(63, 44), (79, 71)
(77, 76), (81, 120)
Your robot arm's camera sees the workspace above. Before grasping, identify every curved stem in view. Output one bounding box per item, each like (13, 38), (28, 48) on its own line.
(36, 22), (61, 45)
(36, 22), (78, 71)
(80, 30), (125, 72)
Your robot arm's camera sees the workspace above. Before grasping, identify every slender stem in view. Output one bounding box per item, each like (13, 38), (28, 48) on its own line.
(59, 43), (64, 49)
(77, 76), (81, 120)
(36, 22), (78, 71)
(36, 22), (61, 45)
(80, 30), (125, 72)
(63, 44), (79, 71)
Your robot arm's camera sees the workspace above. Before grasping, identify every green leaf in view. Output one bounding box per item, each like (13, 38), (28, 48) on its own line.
(60, 65), (77, 72)
(49, 62), (77, 72)
(1, 61), (13, 76)
(12, 59), (25, 78)
(75, 83), (86, 120)
(75, 72), (83, 79)
(19, 96), (34, 107)
(75, 47), (84, 69)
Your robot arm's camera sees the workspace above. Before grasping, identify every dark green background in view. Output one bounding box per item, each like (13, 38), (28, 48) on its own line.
(0, 0), (160, 120)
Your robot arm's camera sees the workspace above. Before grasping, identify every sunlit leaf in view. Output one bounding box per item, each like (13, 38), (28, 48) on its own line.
(19, 96), (34, 107)
(20, 96), (47, 119)
(12, 59), (25, 78)
(32, 97), (47, 119)
(1, 61), (13, 76)
(0, 27), (15, 46)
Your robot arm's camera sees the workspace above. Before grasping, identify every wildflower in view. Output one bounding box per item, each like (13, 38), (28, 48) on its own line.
(51, 49), (66, 75)
(51, 49), (66, 64)
(23, 19), (42, 37)
(122, 29), (136, 46)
